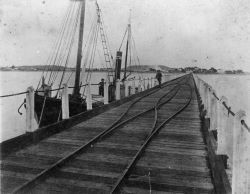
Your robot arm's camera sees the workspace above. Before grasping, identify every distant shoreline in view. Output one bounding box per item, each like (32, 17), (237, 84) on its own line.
(0, 69), (248, 75)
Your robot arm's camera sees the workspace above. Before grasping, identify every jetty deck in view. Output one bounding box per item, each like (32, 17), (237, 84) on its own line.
(1, 75), (224, 193)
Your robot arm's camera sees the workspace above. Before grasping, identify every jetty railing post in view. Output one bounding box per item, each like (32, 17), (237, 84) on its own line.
(202, 82), (207, 108)
(104, 79), (109, 104)
(210, 90), (218, 131)
(232, 110), (250, 194)
(26, 86), (35, 132)
(197, 77), (201, 96)
(138, 78), (142, 92)
(198, 78), (202, 94)
(132, 79), (135, 94)
(142, 78), (145, 91)
(144, 78), (146, 91)
(206, 86), (212, 119)
(86, 82), (92, 110)
(124, 80), (129, 97)
(62, 83), (69, 119)
(204, 84), (209, 113)
(217, 96), (234, 159)
(154, 78), (157, 87)
(199, 81), (205, 106)
(116, 79), (121, 100)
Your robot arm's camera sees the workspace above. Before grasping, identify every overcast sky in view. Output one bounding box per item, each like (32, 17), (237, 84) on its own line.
(0, 0), (250, 71)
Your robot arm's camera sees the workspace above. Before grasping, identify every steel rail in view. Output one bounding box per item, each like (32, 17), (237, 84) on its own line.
(12, 75), (187, 194)
(110, 83), (193, 193)
(99, 81), (184, 140)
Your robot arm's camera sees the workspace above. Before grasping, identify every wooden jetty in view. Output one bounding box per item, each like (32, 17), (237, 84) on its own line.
(1, 74), (249, 194)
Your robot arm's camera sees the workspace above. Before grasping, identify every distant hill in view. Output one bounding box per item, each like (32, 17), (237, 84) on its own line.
(123, 65), (173, 72)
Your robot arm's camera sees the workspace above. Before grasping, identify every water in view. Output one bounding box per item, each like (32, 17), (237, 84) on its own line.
(0, 72), (249, 142)
(198, 74), (250, 122)
(0, 71), (162, 142)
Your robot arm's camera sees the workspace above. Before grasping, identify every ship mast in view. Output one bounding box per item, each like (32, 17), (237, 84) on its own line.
(123, 11), (131, 81)
(73, 0), (86, 97)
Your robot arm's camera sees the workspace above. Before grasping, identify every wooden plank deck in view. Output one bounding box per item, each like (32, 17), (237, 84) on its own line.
(0, 75), (217, 194)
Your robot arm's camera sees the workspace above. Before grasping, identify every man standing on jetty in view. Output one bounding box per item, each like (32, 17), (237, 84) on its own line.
(156, 70), (162, 88)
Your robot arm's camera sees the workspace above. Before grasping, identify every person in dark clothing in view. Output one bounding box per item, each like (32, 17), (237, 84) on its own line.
(99, 78), (105, 96)
(156, 70), (162, 88)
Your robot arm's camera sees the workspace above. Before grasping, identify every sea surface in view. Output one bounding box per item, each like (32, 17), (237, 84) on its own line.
(0, 71), (249, 142)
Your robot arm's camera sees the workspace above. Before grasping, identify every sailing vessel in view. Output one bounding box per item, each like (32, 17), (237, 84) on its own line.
(34, 1), (141, 127)
(34, 1), (116, 127)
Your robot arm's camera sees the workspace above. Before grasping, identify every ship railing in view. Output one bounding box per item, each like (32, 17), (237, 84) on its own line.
(193, 74), (250, 194)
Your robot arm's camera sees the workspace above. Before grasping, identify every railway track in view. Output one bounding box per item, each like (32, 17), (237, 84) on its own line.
(2, 74), (214, 194)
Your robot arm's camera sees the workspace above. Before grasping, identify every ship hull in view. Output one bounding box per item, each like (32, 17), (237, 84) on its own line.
(34, 94), (102, 127)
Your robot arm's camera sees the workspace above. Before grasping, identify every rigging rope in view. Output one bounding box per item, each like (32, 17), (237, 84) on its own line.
(50, 2), (80, 85)
(47, 2), (76, 85)
(118, 27), (128, 51)
(37, 2), (74, 90)
(56, 3), (81, 97)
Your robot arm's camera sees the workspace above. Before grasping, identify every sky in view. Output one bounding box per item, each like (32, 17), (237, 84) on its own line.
(0, 0), (250, 71)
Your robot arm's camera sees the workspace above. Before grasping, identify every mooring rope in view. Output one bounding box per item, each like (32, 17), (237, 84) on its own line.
(0, 91), (28, 98)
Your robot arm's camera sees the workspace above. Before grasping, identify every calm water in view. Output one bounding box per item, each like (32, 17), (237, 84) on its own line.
(0, 72), (249, 142)
(199, 74), (250, 121)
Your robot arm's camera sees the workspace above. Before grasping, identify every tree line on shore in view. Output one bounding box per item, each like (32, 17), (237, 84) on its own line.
(0, 65), (245, 74)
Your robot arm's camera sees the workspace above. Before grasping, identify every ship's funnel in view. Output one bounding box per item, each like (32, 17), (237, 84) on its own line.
(114, 51), (122, 82)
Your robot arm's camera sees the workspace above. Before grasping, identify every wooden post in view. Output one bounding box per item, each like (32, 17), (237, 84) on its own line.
(86, 82), (92, 110)
(138, 78), (142, 92)
(204, 84), (209, 112)
(147, 78), (150, 89)
(206, 86), (212, 118)
(198, 78), (202, 93)
(198, 78), (202, 97)
(104, 79), (109, 104)
(150, 77), (153, 88)
(143, 78), (146, 91)
(210, 90), (218, 131)
(154, 78), (157, 87)
(116, 79), (120, 100)
(232, 110), (250, 194)
(217, 96), (228, 155)
(132, 79), (135, 94)
(125, 80), (129, 97)
(142, 79), (145, 91)
(62, 83), (69, 119)
(26, 86), (35, 132)
(217, 96), (234, 158)
(202, 82), (206, 107)
(198, 78), (202, 94)
(199, 81), (204, 103)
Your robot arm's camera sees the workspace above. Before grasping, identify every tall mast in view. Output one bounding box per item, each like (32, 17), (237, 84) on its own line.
(123, 12), (131, 81)
(73, 0), (86, 97)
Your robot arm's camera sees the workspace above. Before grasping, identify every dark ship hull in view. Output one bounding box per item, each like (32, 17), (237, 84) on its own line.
(34, 93), (102, 127)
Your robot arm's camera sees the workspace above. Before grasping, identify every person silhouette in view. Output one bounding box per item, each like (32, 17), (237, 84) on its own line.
(155, 70), (162, 88)
(99, 78), (105, 96)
